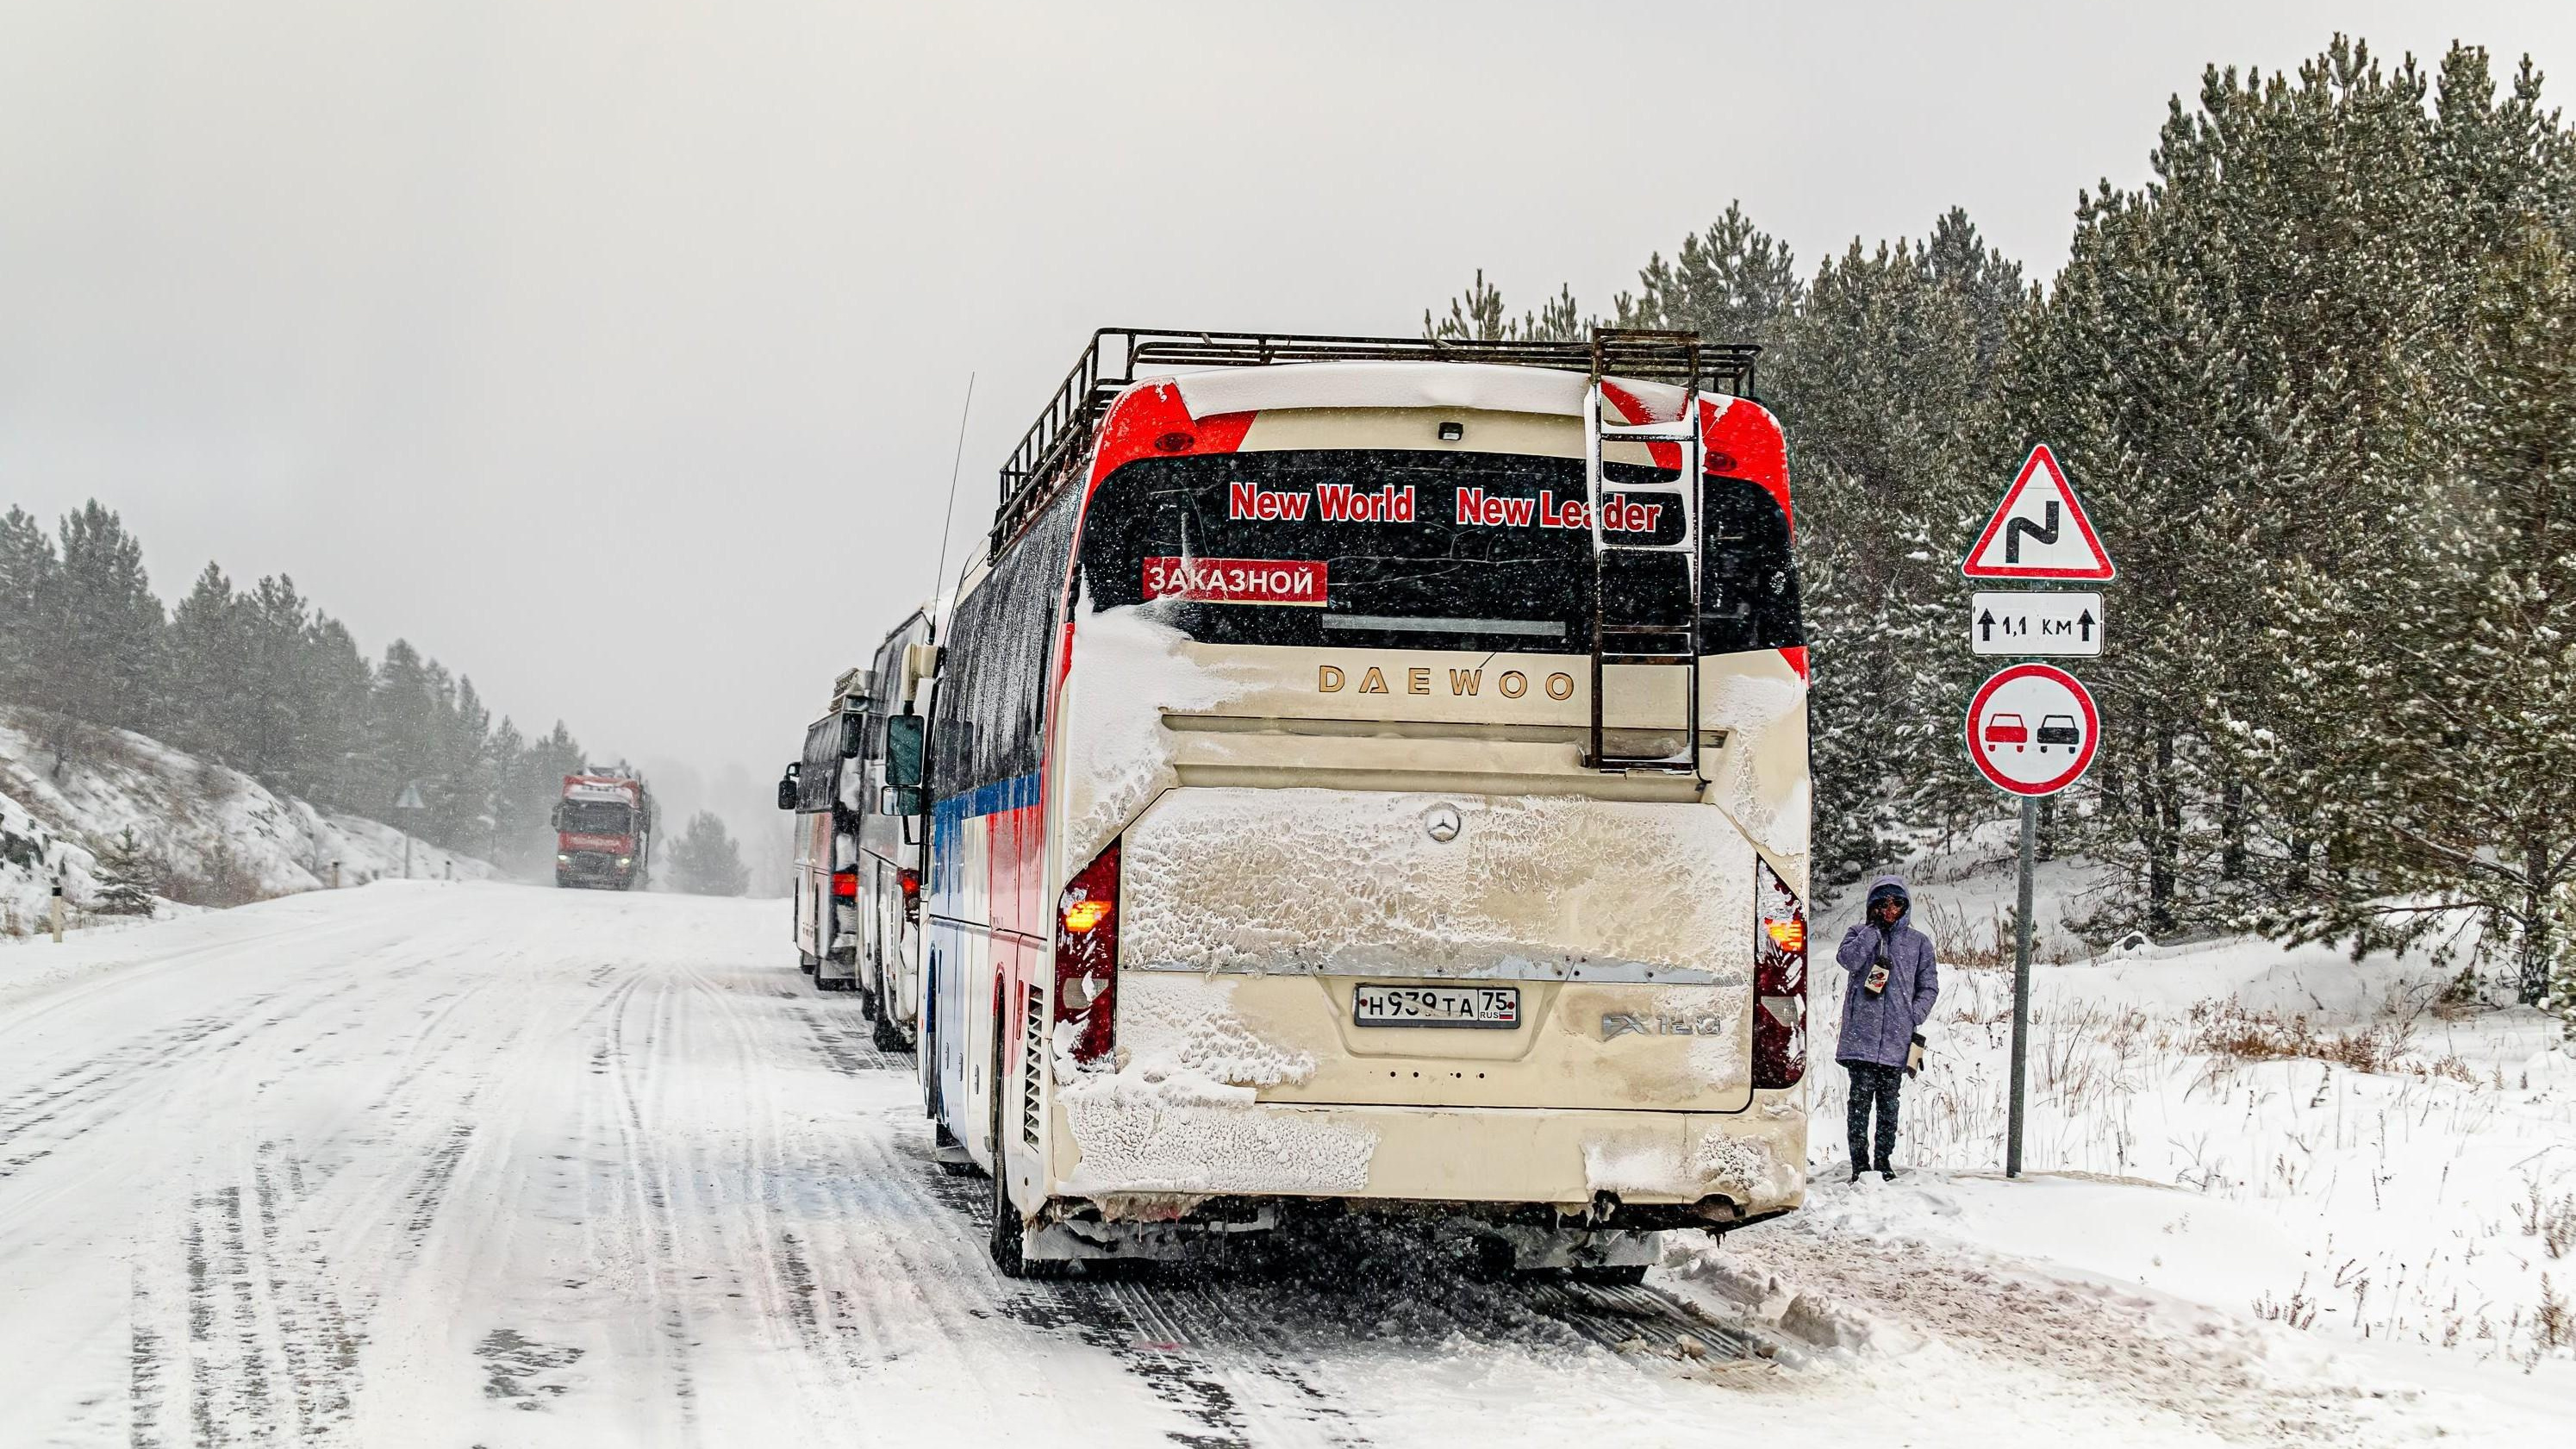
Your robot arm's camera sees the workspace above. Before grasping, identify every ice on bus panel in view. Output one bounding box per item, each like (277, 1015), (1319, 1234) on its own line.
(901, 332), (1812, 1278)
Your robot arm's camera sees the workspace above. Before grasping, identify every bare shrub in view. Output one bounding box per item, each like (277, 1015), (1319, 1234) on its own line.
(161, 841), (271, 909)
(2177, 1002), (2417, 1074)
(2516, 1182), (2576, 1260)
(2253, 1280), (2319, 1330)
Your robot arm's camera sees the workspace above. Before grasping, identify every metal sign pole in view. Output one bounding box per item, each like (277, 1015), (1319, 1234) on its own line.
(2005, 794), (2037, 1178)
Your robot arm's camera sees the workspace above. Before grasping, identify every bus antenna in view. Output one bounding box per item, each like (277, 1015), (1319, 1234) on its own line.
(929, 372), (976, 637)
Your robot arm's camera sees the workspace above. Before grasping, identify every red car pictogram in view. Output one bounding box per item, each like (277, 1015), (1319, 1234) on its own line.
(1983, 712), (2028, 753)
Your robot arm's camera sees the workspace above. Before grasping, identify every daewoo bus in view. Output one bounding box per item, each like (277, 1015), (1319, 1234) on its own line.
(902, 329), (1811, 1277)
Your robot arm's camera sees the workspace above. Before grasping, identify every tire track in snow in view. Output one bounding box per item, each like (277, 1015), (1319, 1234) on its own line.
(1097, 1277), (1369, 1449)
(115, 938), (527, 1447)
(593, 968), (707, 1440)
(0, 998), (284, 1181)
(250, 1144), (362, 1441)
(24, 891), (1799, 1448)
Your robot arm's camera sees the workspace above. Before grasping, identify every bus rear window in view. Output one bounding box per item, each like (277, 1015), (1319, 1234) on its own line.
(1076, 450), (1799, 655)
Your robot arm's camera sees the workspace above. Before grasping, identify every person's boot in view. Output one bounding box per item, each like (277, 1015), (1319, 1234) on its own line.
(1874, 1159), (1901, 1181)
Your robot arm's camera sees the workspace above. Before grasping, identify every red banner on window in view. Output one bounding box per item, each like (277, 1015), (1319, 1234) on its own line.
(1143, 557), (1326, 606)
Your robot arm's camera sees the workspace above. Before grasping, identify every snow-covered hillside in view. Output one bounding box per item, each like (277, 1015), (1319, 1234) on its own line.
(0, 709), (491, 930)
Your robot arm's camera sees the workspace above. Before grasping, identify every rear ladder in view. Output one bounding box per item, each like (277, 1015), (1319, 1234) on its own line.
(1583, 331), (1704, 779)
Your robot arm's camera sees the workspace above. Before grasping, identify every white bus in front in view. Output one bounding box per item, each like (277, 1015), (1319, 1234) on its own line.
(909, 330), (1812, 1277)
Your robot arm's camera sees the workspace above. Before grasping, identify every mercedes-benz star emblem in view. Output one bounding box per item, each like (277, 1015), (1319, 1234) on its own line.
(1424, 804), (1463, 843)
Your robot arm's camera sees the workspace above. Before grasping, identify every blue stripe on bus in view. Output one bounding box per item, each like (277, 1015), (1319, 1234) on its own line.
(927, 771), (1039, 901)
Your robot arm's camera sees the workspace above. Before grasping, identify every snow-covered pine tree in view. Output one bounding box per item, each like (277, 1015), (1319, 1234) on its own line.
(1775, 219), (2027, 887)
(91, 828), (158, 915)
(0, 506), (56, 705)
(671, 811), (750, 897)
(2305, 220), (2576, 1004)
(22, 502), (165, 778)
(234, 574), (315, 784)
(293, 613), (377, 810)
(432, 675), (496, 853)
(1423, 269), (1584, 342)
(161, 561), (245, 767)
(1610, 202), (1805, 357)
(2009, 41), (2495, 939)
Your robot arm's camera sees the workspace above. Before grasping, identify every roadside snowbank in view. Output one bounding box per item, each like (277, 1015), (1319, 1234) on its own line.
(0, 710), (490, 932)
(1706, 840), (2576, 1442)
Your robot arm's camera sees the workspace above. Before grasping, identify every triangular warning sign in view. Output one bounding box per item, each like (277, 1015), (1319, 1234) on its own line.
(1963, 444), (2115, 580)
(393, 782), (426, 810)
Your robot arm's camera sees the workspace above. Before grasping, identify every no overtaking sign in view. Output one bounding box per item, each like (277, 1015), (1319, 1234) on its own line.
(1965, 663), (2099, 797)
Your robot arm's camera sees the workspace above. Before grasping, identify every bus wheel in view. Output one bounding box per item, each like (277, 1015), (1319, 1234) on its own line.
(1571, 1264), (1650, 1288)
(989, 1029), (1063, 1279)
(871, 1011), (906, 1054)
(798, 952), (818, 974)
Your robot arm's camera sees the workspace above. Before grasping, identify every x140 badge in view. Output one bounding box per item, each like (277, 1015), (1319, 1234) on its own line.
(1602, 1013), (1731, 1040)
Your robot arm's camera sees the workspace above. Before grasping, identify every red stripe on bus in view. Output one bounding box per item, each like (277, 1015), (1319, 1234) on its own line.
(1780, 646), (1809, 681)
(1705, 397), (1792, 528)
(1085, 382), (1255, 498)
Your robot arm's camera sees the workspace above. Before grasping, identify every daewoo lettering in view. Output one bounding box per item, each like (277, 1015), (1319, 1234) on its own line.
(1314, 662), (1577, 699)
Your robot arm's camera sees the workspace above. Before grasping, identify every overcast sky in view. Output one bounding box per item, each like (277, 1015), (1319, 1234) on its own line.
(4, 0), (2571, 825)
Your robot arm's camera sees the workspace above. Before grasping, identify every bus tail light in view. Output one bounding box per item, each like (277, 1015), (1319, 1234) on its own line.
(832, 869), (858, 898)
(1054, 842), (1120, 1067)
(1754, 859), (1806, 1089)
(898, 866), (920, 925)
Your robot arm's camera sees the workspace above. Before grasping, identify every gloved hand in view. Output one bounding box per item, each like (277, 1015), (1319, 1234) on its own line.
(1905, 1032), (1926, 1077)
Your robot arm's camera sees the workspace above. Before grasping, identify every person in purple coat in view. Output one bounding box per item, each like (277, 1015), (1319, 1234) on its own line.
(1834, 875), (1938, 1181)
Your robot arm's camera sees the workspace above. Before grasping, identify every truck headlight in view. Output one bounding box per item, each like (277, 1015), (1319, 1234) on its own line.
(556, 853), (571, 864)
(616, 856), (633, 869)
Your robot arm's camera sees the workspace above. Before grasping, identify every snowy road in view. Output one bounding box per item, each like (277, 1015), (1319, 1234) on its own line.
(0, 884), (2532, 1447)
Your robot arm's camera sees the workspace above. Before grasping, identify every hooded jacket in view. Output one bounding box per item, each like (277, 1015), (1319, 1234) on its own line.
(1833, 875), (1939, 1068)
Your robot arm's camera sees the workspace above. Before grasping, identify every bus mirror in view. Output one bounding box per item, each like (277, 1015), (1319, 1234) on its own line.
(884, 715), (926, 793)
(901, 642), (943, 703)
(777, 761), (801, 811)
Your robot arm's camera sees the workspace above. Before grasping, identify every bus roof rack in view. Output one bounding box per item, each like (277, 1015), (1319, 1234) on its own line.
(990, 328), (1759, 555)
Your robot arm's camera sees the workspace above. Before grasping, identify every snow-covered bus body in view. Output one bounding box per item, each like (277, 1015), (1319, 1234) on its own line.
(851, 607), (933, 1047)
(920, 334), (1811, 1275)
(784, 674), (867, 990)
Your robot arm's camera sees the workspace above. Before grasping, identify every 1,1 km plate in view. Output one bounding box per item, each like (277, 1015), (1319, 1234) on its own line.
(1352, 984), (1520, 1029)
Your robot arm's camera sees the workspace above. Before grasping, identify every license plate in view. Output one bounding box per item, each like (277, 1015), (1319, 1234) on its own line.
(1352, 984), (1519, 1028)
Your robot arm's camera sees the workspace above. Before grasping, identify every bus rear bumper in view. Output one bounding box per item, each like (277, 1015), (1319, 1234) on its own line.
(1046, 1094), (1806, 1230)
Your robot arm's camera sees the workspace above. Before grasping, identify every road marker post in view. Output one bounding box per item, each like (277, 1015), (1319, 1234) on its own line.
(1963, 444), (2113, 1179)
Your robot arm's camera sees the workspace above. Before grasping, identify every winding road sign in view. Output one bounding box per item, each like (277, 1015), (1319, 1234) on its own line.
(1965, 663), (2099, 796)
(1963, 444), (2115, 581)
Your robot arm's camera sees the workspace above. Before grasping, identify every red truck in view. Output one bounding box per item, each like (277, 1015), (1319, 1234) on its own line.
(553, 768), (655, 890)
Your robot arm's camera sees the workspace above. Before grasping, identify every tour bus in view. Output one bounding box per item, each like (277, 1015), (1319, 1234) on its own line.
(778, 671), (868, 993)
(901, 329), (1811, 1277)
(849, 607), (935, 1050)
